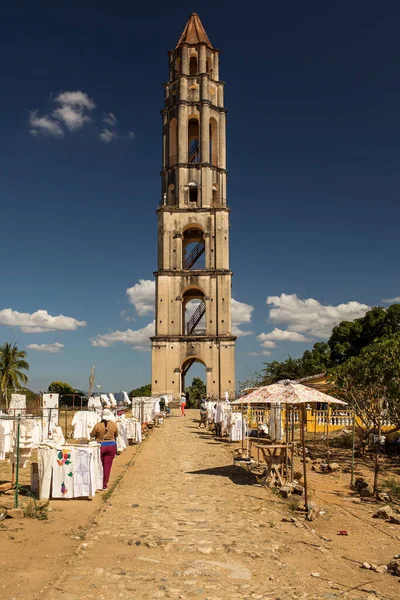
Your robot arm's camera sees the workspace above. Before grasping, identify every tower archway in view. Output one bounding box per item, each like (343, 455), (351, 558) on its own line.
(181, 356), (206, 405)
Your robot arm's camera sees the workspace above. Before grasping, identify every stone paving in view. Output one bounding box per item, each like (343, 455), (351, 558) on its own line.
(41, 415), (396, 600)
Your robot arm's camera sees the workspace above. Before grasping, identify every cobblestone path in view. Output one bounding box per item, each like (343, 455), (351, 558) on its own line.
(42, 416), (397, 600)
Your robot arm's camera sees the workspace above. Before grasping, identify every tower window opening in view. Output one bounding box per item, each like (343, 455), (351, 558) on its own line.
(169, 118), (177, 167)
(206, 58), (212, 76)
(182, 227), (205, 270)
(189, 55), (198, 75)
(189, 184), (198, 204)
(209, 118), (218, 166)
(183, 290), (206, 336)
(188, 118), (199, 163)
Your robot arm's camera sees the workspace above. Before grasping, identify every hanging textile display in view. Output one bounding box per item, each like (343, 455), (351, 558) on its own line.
(9, 394), (26, 415)
(38, 444), (103, 499)
(0, 419), (13, 460)
(88, 396), (103, 412)
(71, 411), (100, 440)
(42, 393), (59, 439)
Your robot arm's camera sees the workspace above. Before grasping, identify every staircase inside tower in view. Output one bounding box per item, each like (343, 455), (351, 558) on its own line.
(186, 300), (206, 335)
(188, 139), (200, 163)
(184, 240), (205, 269)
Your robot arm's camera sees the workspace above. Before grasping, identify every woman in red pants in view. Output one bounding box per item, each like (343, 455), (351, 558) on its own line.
(180, 393), (186, 416)
(90, 408), (118, 490)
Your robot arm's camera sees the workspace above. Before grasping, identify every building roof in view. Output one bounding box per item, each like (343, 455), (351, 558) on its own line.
(176, 13), (213, 49)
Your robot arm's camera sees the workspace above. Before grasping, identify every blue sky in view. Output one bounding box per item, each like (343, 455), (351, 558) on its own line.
(1, 0), (400, 393)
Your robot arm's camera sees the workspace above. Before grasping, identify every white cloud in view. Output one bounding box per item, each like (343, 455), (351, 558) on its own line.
(55, 91), (96, 110)
(99, 128), (118, 143)
(245, 350), (271, 357)
(231, 299), (254, 337)
(259, 340), (276, 348)
(258, 328), (310, 344)
(382, 296), (400, 304)
(102, 112), (117, 126)
(29, 90), (133, 142)
(266, 293), (370, 339)
(126, 280), (156, 316)
(99, 129), (135, 143)
(29, 110), (64, 138)
(26, 342), (64, 353)
(0, 309), (86, 333)
(53, 105), (92, 132)
(91, 321), (155, 348)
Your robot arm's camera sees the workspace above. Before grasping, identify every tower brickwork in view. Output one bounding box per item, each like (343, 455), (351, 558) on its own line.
(151, 13), (236, 400)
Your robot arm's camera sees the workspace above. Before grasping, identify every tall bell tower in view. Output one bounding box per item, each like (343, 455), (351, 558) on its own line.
(151, 13), (236, 401)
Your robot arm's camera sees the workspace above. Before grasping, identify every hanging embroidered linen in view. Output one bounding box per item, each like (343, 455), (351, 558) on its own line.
(9, 394), (26, 415)
(42, 393), (59, 440)
(37, 444), (103, 499)
(9, 419), (35, 468)
(71, 411), (100, 440)
(52, 447), (75, 499)
(0, 419), (13, 460)
(88, 396), (103, 412)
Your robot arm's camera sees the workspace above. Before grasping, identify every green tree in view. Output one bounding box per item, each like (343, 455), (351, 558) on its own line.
(48, 381), (76, 395)
(329, 304), (400, 365)
(185, 377), (206, 407)
(260, 356), (304, 384)
(332, 334), (400, 492)
(0, 342), (29, 407)
(129, 384), (152, 397)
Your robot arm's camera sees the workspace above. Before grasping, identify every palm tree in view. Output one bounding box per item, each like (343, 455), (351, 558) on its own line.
(0, 342), (29, 407)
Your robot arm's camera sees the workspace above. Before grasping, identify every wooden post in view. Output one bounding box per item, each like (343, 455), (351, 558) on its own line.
(301, 405), (309, 511)
(350, 409), (356, 488)
(64, 406), (68, 439)
(373, 402), (383, 495)
(326, 403), (331, 466)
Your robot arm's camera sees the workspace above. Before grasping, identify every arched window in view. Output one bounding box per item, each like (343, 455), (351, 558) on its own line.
(209, 117), (218, 166)
(169, 118), (177, 166)
(182, 289), (206, 336)
(188, 118), (199, 163)
(182, 227), (205, 269)
(189, 55), (198, 76)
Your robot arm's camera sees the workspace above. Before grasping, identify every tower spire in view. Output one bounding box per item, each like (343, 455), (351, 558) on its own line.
(176, 13), (213, 49)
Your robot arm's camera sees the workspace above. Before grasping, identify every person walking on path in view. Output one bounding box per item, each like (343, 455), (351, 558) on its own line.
(180, 393), (186, 417)
(90, 408), (118, 490)
(198, 398), (208, 428)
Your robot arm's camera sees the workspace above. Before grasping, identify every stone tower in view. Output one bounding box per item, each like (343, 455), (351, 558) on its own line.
(151, 13), (236, 401)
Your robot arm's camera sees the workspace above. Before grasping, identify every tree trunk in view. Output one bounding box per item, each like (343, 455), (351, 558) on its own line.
(373, 414), (382, 495)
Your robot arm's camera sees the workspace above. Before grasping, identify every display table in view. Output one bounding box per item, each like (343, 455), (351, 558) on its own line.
(254, 443), (290, 487)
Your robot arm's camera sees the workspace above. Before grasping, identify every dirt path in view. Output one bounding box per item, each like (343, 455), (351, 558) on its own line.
(39, 416), (399, 600)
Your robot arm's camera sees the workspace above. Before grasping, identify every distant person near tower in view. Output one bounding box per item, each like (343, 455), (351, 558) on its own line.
(180, 393), (186, 416)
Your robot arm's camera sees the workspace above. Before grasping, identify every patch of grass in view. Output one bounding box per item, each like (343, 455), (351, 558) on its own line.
(23, 500), (48, 520)
(101, 474), (124, 503)
(381, 476), (400, 498)
(68, 525), (90, 540)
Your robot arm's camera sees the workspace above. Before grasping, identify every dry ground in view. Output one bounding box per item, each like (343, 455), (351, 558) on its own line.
(1, 413), (400, 600)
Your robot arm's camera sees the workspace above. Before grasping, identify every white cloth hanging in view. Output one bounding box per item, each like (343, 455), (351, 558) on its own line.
(9, 394), (26, 415)
(108, 393), (117, 407)
(122, 391), (131, 406)
(71, 411), (100, 440)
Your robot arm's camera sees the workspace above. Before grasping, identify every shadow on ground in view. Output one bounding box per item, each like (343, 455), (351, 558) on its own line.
(186, 464), (258, 486)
